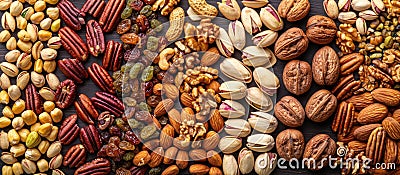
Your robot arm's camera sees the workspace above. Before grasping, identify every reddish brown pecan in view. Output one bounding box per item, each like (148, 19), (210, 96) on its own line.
(58, 114), (79, 145)
(63, 144), (87, 168)
(74, 158), (111, 175)
(25, 84), (44, 115)
(79, 125), (102, 154)
(59, 27), (89, 62)
(81, 0), (106, 18)
(74, 94), (99, 124)
(91, 91), (124, 117)
(99, 0), (125, 32)
(102, 40), (123, 71)
(88, 63), (116, 94)
(58, 0), (85, 31)
(57, 59), (88, 84)
(55, 79), (77, 109)
(86, 20), (105, 57)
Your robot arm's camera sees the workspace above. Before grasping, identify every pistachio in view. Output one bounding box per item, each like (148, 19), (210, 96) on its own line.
(219, 100), (246, 118)
(0, 0), (11, 11)
(46, 7), (59, 20)
(0, 117), (11, 128)
(351, 0), (371, 11)
(338, 11), (357, 24)
(338, 0), (351, 11)
(0, 62), (19, 77)
(218, 136), (242, 154)
(242, 0), (268, 8)
(39, 18), (51, 31)
(253, 67), (279, 95)
(246, 134), (275, 152)
(27, 23), (38, 42)
(34, 59), (43, 73)
(38, 30), (51, 41)
(252, 30), (278, 48)
(31, 122), (41, 132)
(238, 148), (254, 174)
(16, 53), (32, 69)
(12, 162), (24, 175)
(2, 165), (12, 175)
(248, 112), (278, 134)
(51, 19), (60, 32)
(241, 7), (262, 35)
(3, 106), (14, 118)
(37, 123), (52, 137)
(47, 37), (61, 49)
(245, 87), (273, 112)
(260, 4), (284, 31)
(36, 159), (48, 172)
(22, 158), (37, 174)
(2, 12), (16, 32)
(371, 0), (385, 14)
(323, 0), (339, 19)
(30, 12), (44, 24)
(0, 90), (10, 104)
(242, 46), (276, 68)
(12, 99), (25, 115)
(6, 37), (16, 50)
(1, 152), (17, 164)
(219, 81), (247, 100)
(38, 140), (49, 154)
(8, 129), (20, 145)
(12, 117), (24, 130)
(0, 130), (9, 149)
(34, 0), (46, 12)
(39, 87), (55, 101)
(223, 154), (239, 175)
(220, 58), (252, 83)
(49, 154), (62, 169)
(16, 15), (27, 29)
(356, 17), (367, 35)
(46, 73), (60, 90)
(17, 40), (32, 55)
(32, 41), (44, 60)
(216, 28), (234, 57)
(10, 1), (23, 16)
(217, 0), (241, 20)
(21, 7), (34, 20)
(46, 141), (61, 158)
(359, 10), (378, 20)
(21, 110), (37, 125)
(52, 169), (65, 175)
(5, 50), (20, 62)
(43, 60), (56, 73)
(26, 131), (41, 148)
(40, 48), (57, 60)
(1, 73), (11, 89)
(0, 30), (11, 42)
(17, 129), (29, 142)
(31, 71), (45, 87)
(224, 119), (251, 137)
(228, 20), (246, 50)
(255, 153), (277, 175)
(10, 143), (26, 157)
(25, 148), (41, 161)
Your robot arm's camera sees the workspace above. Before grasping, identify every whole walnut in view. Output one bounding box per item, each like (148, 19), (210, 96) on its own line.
(274, 27), (308, 60)
(306, 15), (337, 45)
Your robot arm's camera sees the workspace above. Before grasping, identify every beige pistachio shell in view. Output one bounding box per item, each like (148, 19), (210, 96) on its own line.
(223, 154), (240, 175)
(246, 134), (275, 152)
(242, 0), (269, 8)
(252, 30), (278, 48)
(242, 46), (276, 68)
(228, 20), (246, 50)
(245, 87), (272, 112)
(219, 136), (242, 154)
(241, 7), (262, 35)
(220, 58), (252, 83)
(253, 67), (279, 96)
(219, 81), (247, 100)
(216, 28), (234, 57)
(260, 5), (284, 31)
(219, 100), (246, 118)
(255, 152), (277, 175)
(238, 148), (254, 174)
(224, 119), (251, 137)
(218, 0), (241, 20)
(248, 112), (278, 134)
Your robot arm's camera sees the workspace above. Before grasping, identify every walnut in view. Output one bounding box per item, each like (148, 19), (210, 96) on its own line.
(336, 24), (361, 54)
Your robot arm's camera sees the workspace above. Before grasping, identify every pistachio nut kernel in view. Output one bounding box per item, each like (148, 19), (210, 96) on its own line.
(12, 117), (24, 130)
(27, 23), (38, 42)
(10, 143), (26, 157)
(17, 129), (29, 142)
(46, 7), (59, 20)
(47, 37), (61, 49)
(38, 140), (49, 154)
(32, 41), (44, 60)
(1, 152), (17, 164)
(0, 117), (11, 128)
(38, 112), (52, 124)
(17, 29), (30, 41)
(34, 59), (43, 73)
(2, 12), (16, 32)
(46, 73), (60, 90)
(12, 162), (24, 175)
(0, 30), (11, 42)
(22, 158), (37, 174)
(12, 99), (25, 114)
(31, 71), (45, 87)
(21, 110), (37, 125)
(50, 108), (62, 123)
(38, 30), (52, 41)
(21, 7), (34, 20)
(5, 50), (21, 62)
(30, 12), (44, 24)
(40, 18), (51, 30)
(0, 73), (11, 90)
(0, 0), (12, 11)
(16, 15), (27, 29)
(8, 129), (20, 145)
(0, 90), (10, 104)
(40, 48), (57, 60)
(51, 19), (60, 32)
(0, 130), (10, 149)
(6, 37), (17, 50)
(260, 4), (284, 31)
(37, 159), (49, 172)
(10, 1), (23, 16)
(34, 0), (46, 12)
(26, 131), (41, 148)
(37, 123), (52, 137)
(3, 106), (14, 118)
(43, 60), (56, 73)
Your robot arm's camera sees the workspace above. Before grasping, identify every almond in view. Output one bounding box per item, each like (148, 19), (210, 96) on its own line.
(176, 150), (189, 169)
(384, 138), (397, 163)
(371, 88), (400, 106)
(201, 47), (220, 66)
(180, 92), (194, 108)
(168, 109), (182, 133)
(209, 167), (223, 175)
(163, 147), (178, 165)
(162, 165), (179, 175)
(142, 139), (160, 151)
(148, 147), (164, 168)
(154, 99), (174, 117)
(133, 150), (151, 166)
(202, 131), (220, 151)
(209, 109), (224, 132)
(163, 83), (179, 100)
(189, 164), (210, 175)
(160, 124), (175, 149)
(345, 92), (374, 110)
(382, 117), (400, 140)
(348, 141), (367, 152)
(189, 149), (207, 162)
(181, 107), (195, 122)
(357, 103), (388, 124)
(353, 124), (381, 141)
(207, 150), (222, 167)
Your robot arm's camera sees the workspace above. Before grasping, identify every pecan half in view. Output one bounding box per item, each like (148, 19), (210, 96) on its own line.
(81, 0), (106, 18)
(58, 114), (79, 145)
(58, 0), (85, 31)
(58, 59), (88, 84)
(63, 144), (87, 168)
(99, 0), (125, 32)
(86, 20), (105, 57)
(79, 125), (102, 154)
(332, 74), (362, 101)
(59, 27), (89, 61)
(366, 127), (386, 164)
(74, 158), (111, 175)
(25, 84), (43, 114)
(88, 62), (115, 94)
(102, 40), (123, 71)
(91, 91), (124, 117)
(74, 94), (99, 124)
(332, 101), (355, 137)
(55, 79), (77, 109)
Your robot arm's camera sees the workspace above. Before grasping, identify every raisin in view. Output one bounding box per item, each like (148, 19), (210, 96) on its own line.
(136, 15), (149, 32)
(117, 19), (132, 35)
(129, 0), (144, 11)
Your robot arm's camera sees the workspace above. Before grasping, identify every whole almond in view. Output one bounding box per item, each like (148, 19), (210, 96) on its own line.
(160, 124), (174, 149)
(348, 141), (367, 152)
(148, 147), (164, 168)
(163, 83), (179, 100)
(162, 165), (179, 175)
(133, 151), (151, 166)
(176, 150), (189, 169)
(353, 124), (382, 141)
(180, 93), (194, 108)
(154, 99), (174, 117)
(168, 109), (181, 133)
(209, 109), (224, 132)
(181, 107), (195, 122)
(384, 138), (397, 163)
(209, 167), (223, 175)
(345, 92), (374, 110)
(202, 131), (220, 151)
(201, 47), (220, 66)
(164, 147), (178, 165)
(207, 150), (222, 167)
(189, 164), (210, 175)
(189, 149), (207, 162)
(382, 117), (400, 140)
(371, 88), (400, 106)
(357, 103), (388, 124)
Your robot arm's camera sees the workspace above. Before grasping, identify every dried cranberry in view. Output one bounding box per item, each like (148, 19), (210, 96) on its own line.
(125, 131), (141, 145)
(109, 126), (122, 137)
(129, 0), (144, 11)
(117, 19), (132, 35)
(147, 95), (161, 108)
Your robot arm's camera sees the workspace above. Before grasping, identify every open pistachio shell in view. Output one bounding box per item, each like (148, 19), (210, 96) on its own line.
(245, 87), (272, 112)
(255, 152), (277, 175)
(253, 67), (280, 96)
(219, 100), (246, 118)
(216, 28), (234, 58)
(220, 58), (252, 83)
(246, 134), (275, 152)
(219, 136), (242, 154)
(224, 119), (251, 137)
(219, 81), (247, 100)
(228, 20), (246, 50)
(241, 7), (262, 35)
(242, 0), (269, 8)
(252, 30), (278, 48)
(248, 112), (278, 134)
(242, 46), (276, 68)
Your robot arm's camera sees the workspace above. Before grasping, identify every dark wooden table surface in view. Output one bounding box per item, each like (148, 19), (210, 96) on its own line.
(0, 0), (342, 174)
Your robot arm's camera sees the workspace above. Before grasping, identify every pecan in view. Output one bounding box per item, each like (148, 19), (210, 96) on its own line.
(58, 114), (79, 145)
(91, 91), (124, 117)
(58, 0), (85, 31)
(332, 101), (355, 137)
(81, 0), (106, 18)
(57, 59), (88, 84)
(332, 74), (362, 101)
(86, 20), (105, 57)
(102, 40), (123, 71)
(55, 79), (77, 109)
(74, 94), (99, 124)
(79, 125), (102, 154)
(340, 53), (364, 75)
(366, 127), (386, 164)
(99, 0), (125, 32)
(25, 84), (43, 114)
(98, 111), (114, 130)
(74, 158), (111, 175)
(88, 63), (115, 94)
(63, 144), (86, 168)
(59, 27), (89, 61)
(359, 65), (394, 91)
